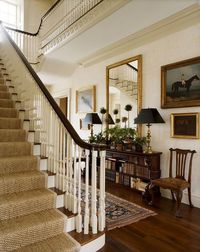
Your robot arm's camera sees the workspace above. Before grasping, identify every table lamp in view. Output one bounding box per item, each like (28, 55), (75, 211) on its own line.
(84, 113), (102, 138)
(134, 108), (165, 153)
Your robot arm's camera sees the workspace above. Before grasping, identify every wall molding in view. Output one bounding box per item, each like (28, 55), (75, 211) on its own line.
(81, 3), (200, 66)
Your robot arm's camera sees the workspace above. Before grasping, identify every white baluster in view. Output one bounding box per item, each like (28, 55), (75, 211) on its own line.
(84, 149), (90, 234)
(98, 150), (106, 231)
(67, 137), (73, 211)
(58, 122), (62, 190)
(72, 143), (77, 213)
(91, 149), (97, 234)
(62, 127), (66, 192)
(76, 147), (82, 232)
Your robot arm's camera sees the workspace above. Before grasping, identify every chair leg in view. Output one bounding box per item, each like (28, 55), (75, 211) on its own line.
(175, 190), (183, 218)
(171, 190), (175, 201)
(148, 182), (156, 206)
(188, 187), (193, 208)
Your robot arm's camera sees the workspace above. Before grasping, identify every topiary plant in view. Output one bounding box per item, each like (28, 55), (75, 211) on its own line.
(100, 107), (107, 133)
(125, 104), (133, 128)
(122, 116), (128, 128)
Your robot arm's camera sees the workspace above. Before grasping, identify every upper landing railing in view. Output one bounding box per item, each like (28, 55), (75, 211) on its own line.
(4, 0), (104, 64)
(3, 0), (129, 64)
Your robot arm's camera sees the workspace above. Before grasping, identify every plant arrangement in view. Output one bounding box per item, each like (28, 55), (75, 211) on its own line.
(105, 126), (137, 150)
(89, 132), (106, 144)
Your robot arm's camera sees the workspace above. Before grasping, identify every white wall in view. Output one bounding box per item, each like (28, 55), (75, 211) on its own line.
(24, 0), (54, 32)
(50, 22), (200, 207)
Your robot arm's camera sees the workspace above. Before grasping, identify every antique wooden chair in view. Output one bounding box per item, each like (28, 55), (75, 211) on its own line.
(149, 148), (196, 217)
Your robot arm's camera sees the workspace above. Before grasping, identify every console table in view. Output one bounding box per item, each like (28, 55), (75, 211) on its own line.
(106, 149), (162, 195)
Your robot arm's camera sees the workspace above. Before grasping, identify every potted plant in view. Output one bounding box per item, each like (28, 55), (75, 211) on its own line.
(89, 132), (106, 144)
(124, 104), (132, 128)
(123, 127), (136, 150)
(105, 126), (125, 150)
(134, 136), (147, 152)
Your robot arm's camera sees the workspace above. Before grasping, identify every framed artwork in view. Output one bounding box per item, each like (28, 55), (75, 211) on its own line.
(161, 56), (200, 108)
(171, 112), (199, 139)
(76, 85), (96, 113)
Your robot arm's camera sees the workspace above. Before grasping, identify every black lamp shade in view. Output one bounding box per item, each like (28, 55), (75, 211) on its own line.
(84, 113), (102, 124)
(134, 108), (165, 124)
(107, 114), (115, 125)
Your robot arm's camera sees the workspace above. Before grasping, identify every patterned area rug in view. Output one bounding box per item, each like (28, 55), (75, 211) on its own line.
(105, 192), (156, 230)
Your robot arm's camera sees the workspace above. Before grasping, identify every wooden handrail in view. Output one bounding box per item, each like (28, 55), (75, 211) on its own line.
(1, 24), (106, 151)
(5, 0), (62, 36)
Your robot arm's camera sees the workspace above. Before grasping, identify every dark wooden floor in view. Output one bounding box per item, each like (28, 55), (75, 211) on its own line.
(98, 181), (200, 252)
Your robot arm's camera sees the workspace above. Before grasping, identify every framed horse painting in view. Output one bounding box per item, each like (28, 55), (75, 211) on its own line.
(161, 56), (200, 108)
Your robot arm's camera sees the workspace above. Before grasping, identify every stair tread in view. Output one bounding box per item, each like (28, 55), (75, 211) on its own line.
(0, 129), (26, 142)
(0, 155), (37, 162)
(13, 233), (80, 252)
(0, 188), (55, 204)
(0, 142), (31, 157)
(0, 170), (45, 179)
(0, 208), (65, 233)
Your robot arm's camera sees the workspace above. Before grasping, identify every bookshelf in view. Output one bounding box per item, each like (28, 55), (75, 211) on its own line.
(106, 149), (162, 194)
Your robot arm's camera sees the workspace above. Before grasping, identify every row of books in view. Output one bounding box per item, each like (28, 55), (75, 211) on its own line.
(106, 159), (150, 179)
(106, 170), (148, 191)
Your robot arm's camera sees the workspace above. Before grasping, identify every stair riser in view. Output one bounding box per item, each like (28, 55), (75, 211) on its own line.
(0, 143), (32, 157)
(0, 108), (18, 118)
(0, 118), (22, 129)
(0, 192), (56, 221)
(0, 173), (46, 196)
(0, 215), (64, 251)
(0, 157), (39, 175)
(0, 130), (26, 142)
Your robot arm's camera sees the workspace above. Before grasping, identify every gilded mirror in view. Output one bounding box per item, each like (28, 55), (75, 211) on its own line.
(106, 55), (142, 134)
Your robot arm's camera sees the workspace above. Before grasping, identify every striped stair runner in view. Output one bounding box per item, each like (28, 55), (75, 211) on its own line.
(0, 66), (80, 251)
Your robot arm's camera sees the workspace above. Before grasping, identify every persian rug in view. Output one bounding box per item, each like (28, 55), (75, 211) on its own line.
(81, 188), (156, 231)
(105, 192), (157, 230)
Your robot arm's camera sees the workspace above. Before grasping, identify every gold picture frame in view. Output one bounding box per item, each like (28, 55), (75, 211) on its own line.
(171, 112), (199, 139)
(76, 85), (96, 113)
(161, 56), (200, 108)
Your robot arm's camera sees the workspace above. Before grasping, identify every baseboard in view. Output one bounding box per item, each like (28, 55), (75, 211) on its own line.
(161, 189), (200, 208)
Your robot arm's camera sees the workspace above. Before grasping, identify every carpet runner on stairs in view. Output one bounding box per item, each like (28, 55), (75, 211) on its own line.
(0, 67), (80, 251)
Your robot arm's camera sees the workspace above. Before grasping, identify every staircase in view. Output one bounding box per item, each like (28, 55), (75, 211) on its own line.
(0, 23), (106, 252)
(0, 65), (80, 251)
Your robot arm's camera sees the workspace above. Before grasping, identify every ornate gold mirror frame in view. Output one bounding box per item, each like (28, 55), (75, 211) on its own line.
(106, 55), (142, 135)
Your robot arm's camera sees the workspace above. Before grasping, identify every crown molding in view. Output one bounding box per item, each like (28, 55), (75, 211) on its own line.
(80, 3), (200, 67)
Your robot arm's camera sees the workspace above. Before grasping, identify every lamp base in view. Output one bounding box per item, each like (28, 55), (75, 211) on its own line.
(143, 146), (153, 154)
(144, 123), (153, 154)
